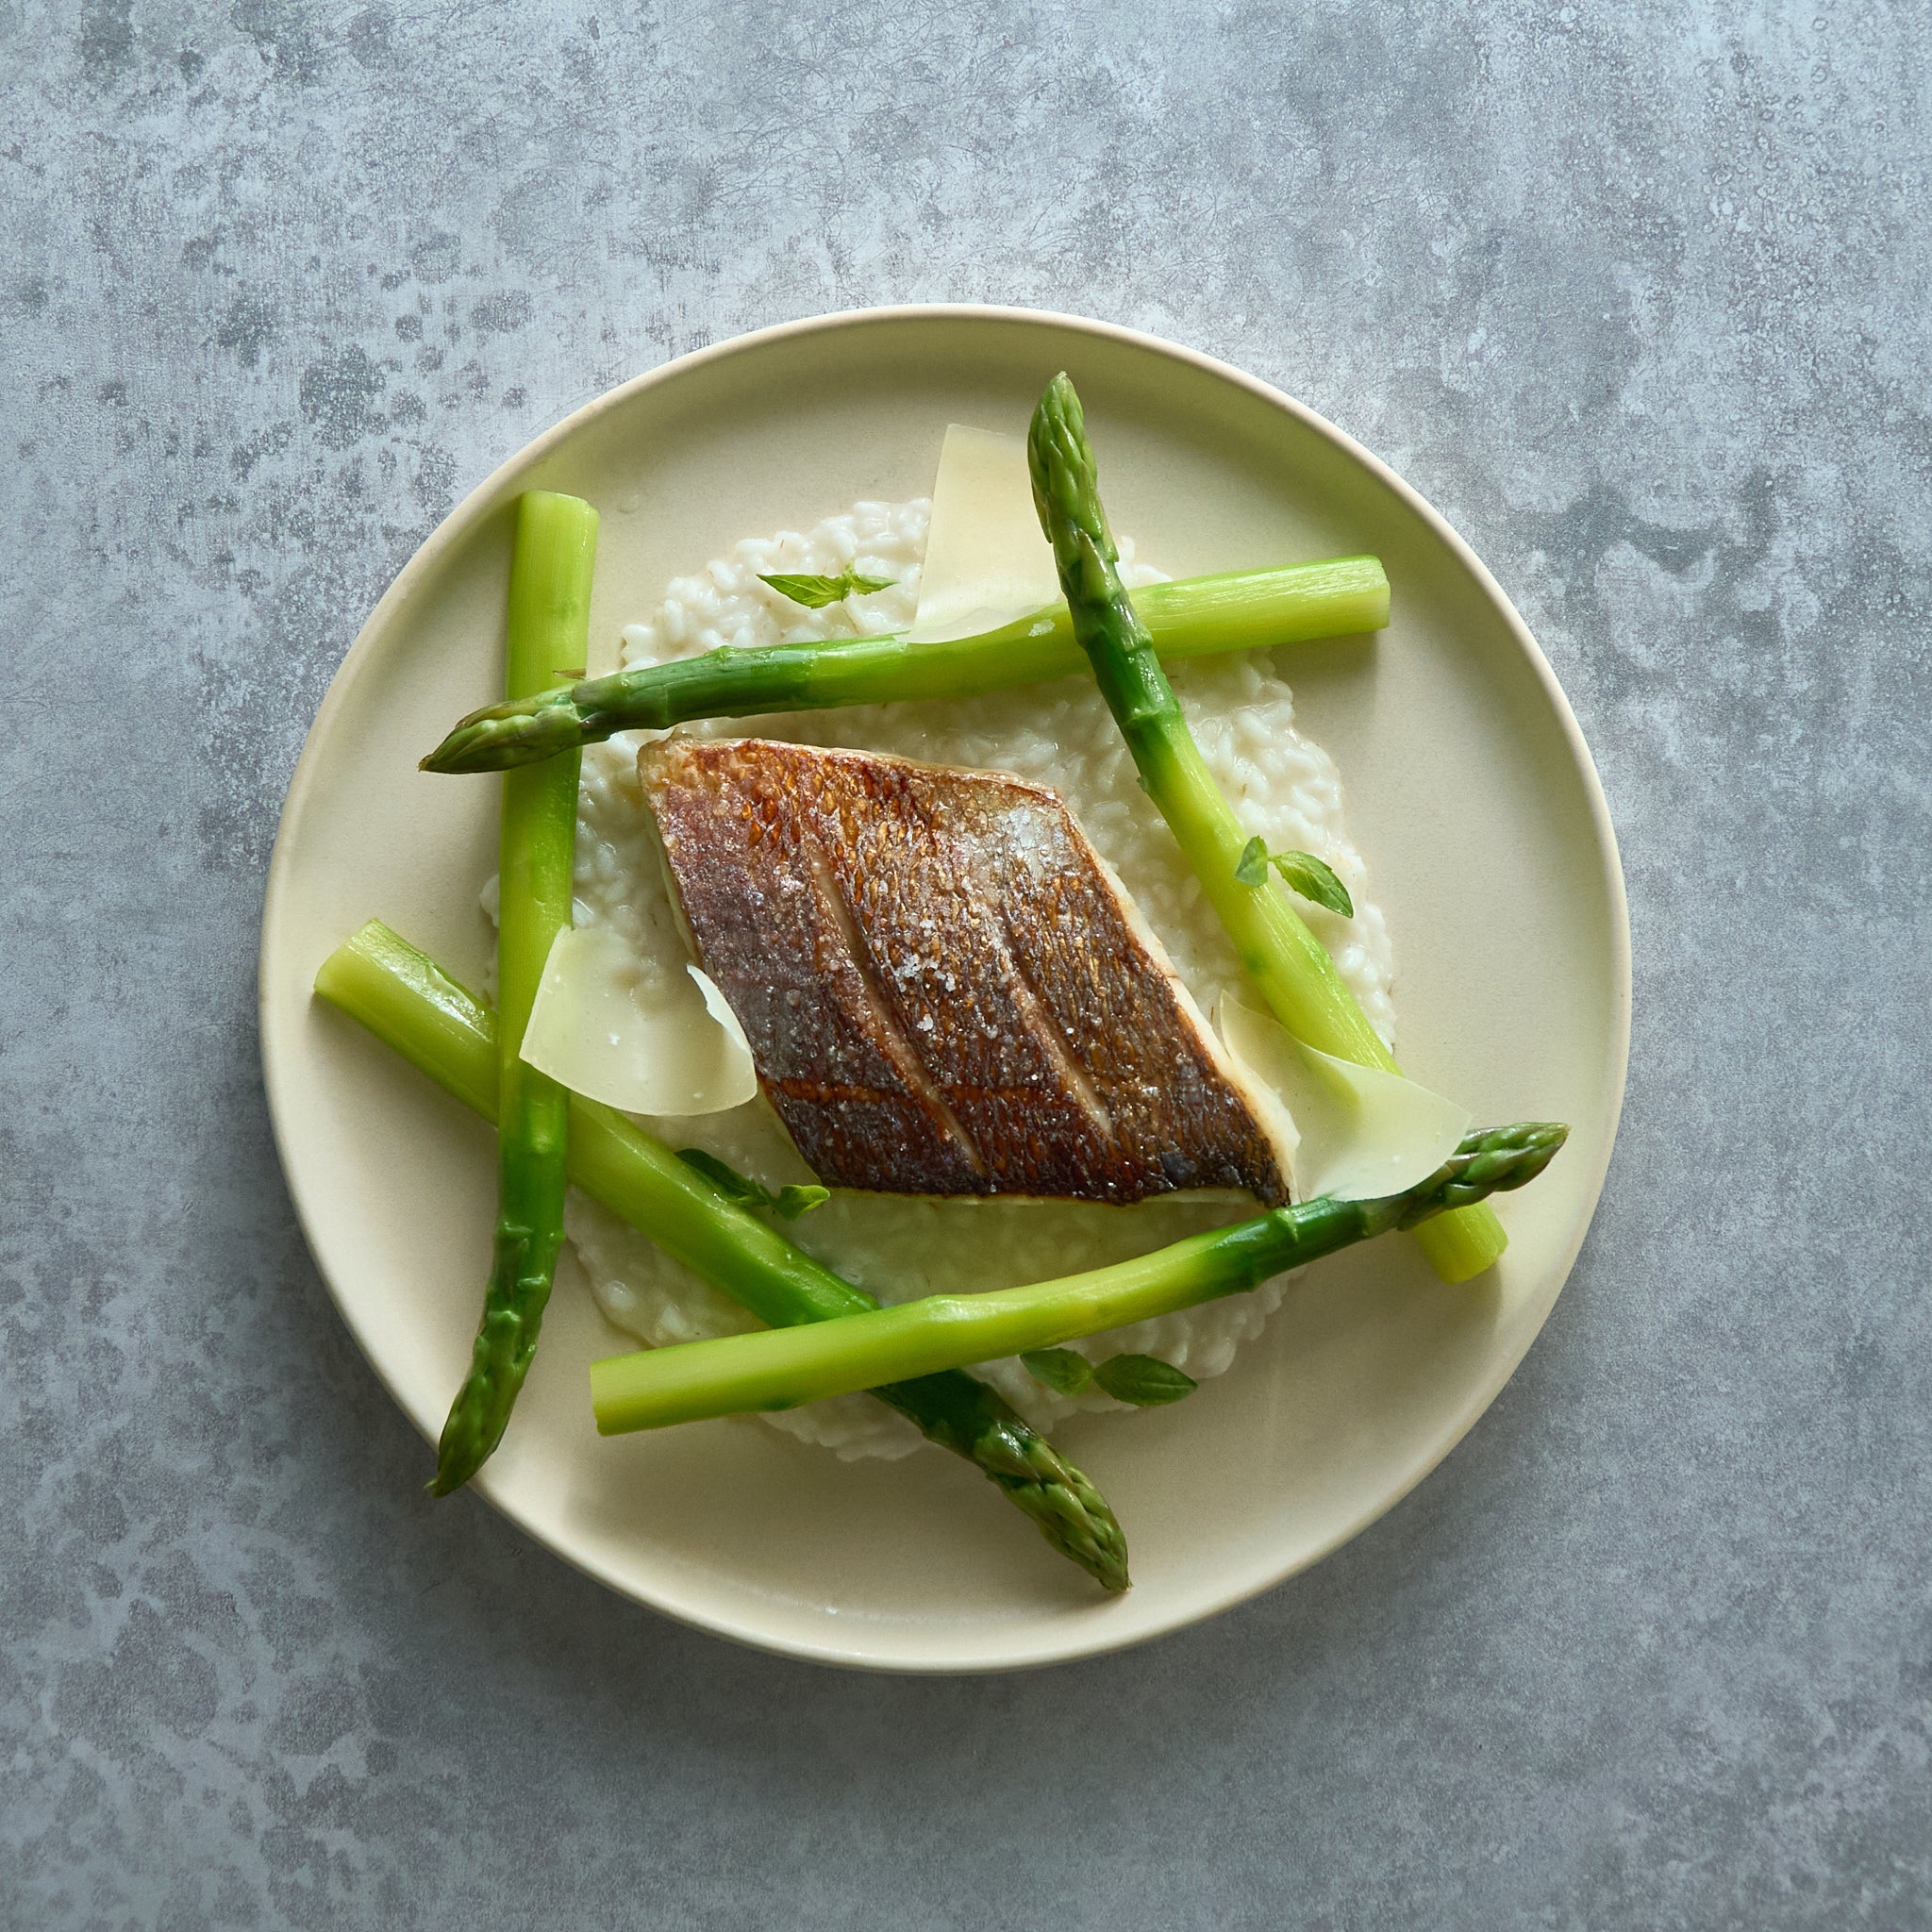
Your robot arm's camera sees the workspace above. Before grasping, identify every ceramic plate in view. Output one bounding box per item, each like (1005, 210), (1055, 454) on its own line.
(259, 306), (1630, 1671)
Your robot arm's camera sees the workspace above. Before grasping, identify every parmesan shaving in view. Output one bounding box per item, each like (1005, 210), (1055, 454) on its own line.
(1216, 994), (1470, 1203)
(521, 926), (758, 1116)
(906, 424), (1063, 642)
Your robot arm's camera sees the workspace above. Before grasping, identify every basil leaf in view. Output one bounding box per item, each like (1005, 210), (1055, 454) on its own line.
(1235, 838), (1354, 917)
(675, 1147), (773, 1208)
(758, 573), (848, 608)
(1271, 850), (1354, 918)
(1234, 835), (1271, 888)
(679, 1150), (832, 1221)
(1092, 1354), (1198, 1407)
(759, 569), (896, 609)
(1022, 1348), (1093, 1395)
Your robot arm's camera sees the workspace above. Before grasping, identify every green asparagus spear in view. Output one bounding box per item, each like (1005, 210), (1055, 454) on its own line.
(418, 557), (1389, 773)
(589, 1123), (1568, 1434)
(431, 491), (597, 1493)
(316, 920), (1130, 1591)
(1025, 375), (1508, 1285)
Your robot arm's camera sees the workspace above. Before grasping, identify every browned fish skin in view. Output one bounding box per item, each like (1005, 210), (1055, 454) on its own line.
(640, 738), (1290, 1206)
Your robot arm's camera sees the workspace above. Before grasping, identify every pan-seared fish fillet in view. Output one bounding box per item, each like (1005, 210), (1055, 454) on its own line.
(639, 738), (1292, 1207)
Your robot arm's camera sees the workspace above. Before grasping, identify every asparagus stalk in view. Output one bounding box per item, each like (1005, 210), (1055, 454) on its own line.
(316, 920), (1130, 1591)
(1025, 375), (1508, 1284)
(589, 1123), (1568, 1434)
(431, 491), (597, 1493)
(419, 557), (1390, 773)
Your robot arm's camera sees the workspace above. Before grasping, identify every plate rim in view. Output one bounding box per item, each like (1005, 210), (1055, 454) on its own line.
(259, 303), (1632, 1672)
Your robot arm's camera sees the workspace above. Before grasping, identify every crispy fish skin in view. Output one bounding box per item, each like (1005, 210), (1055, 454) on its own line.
(640, 738), (1291, 1207)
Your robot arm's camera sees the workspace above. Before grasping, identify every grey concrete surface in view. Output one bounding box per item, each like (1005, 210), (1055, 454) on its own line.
(4, 2), (1928, 1925)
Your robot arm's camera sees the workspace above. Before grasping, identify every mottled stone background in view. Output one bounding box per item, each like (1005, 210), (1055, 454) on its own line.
(5, 1), (1929, 1925)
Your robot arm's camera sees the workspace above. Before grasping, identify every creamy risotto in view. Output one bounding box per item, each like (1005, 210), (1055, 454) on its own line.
(523, 497), (1396, 1459)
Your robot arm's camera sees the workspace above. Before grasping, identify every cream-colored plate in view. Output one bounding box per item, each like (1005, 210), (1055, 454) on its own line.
(260, 308), (1630, 1672)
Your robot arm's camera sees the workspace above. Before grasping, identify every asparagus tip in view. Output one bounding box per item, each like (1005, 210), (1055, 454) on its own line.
(418, 721), (507, 775)
(1398, 1121), (1570, 1232)
(417, 723), (475, 774)
(426, 1444), (478, 1497)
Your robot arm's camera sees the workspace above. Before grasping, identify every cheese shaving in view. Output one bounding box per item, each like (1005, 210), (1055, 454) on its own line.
(906, 424), (1063, 642)
(1216, 994), (1470, 1203)
(521, 925), (758, 1116)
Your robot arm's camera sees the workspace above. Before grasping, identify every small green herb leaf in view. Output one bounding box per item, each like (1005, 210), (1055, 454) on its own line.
(675, 1146), (769, 1206)
(676, 1149), (830, 1220)
(774, 1183), (831, 1221)
(1233, 839), (1354, 917)
(1022, 1348), (1094, 1395)
(758, 569), (896, 609)
(1271, 851), (1354, 918)
(1092, 1354), (1198, 1407)
(1234, 836), (1270, 888)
